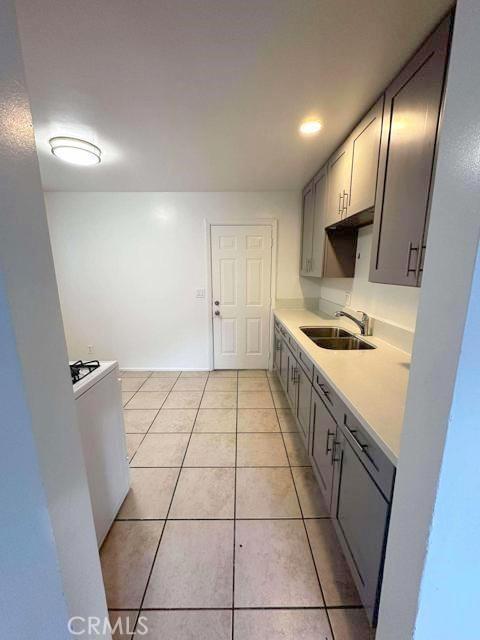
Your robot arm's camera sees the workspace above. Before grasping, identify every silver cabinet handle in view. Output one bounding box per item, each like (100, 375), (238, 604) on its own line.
(405, 242), (419, 276)
(338, 192), (343, 216)
(417, 244), (427, 277)
(331, 440), (341, 464)
(342, 190), (349, 217)
(344, 418), (379, 471)
(325, 429), (334, 454)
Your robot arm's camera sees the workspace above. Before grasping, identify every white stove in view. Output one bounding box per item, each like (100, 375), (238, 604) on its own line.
(72, 360), (129, 546)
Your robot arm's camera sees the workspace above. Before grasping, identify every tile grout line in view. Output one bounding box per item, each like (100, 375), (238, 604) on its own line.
(123, 370), (164, 465)
(267, 371), (337, 640)
(231, 369), (239, 640)
(110, 605), (365, 613)
(130, 370), (211, 636)
(117, 370), (360, 637)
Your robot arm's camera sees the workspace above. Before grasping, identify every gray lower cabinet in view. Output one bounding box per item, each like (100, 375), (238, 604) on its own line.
(310, 388), (336, 509)
(286, 347), (298, 408)
(279, 333), (289, 389)
(272, 319), (395, 627)
(295, 365), (311, 448)
(332, 426), (392, 625)
(273, 328), (282, 372)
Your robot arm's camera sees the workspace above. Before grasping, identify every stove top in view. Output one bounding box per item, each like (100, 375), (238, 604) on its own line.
(70, 360), (101, 384)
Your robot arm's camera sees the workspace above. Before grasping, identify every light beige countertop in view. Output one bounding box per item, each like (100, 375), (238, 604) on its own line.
(274, 308), (411, 465)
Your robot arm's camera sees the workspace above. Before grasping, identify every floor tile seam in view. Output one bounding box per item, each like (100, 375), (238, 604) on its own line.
(111, 605), (363, 612)
(130, 377), (210, 633)
(232, 371), (240, 640)
(267, 372), (336, 640)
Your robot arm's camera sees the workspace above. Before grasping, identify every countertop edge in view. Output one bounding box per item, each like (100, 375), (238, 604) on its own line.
(273, 309), (404, 465)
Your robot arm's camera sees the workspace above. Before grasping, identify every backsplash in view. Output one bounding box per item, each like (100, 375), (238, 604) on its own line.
(317, 225), (420, 333)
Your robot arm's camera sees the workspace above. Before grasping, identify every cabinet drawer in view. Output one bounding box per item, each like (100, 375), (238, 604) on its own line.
(341, 408), (396, 500)
(313, 367), (344, 425)
(297, 347), (314, 381)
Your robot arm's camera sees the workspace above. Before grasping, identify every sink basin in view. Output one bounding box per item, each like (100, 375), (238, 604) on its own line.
(300, 326), (354, 338)
(313, 336), (376, 350)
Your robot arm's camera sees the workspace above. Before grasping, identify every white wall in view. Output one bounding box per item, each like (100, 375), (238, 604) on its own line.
(317, 226), (420, 332)
(377, 1), (480, 636)
(46, 192), (419, 368)
(0, 0), (109, 637)
(46, 191), (319, 369)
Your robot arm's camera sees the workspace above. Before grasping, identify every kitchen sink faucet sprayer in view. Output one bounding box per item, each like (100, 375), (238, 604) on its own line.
(334, 310), (373, 336)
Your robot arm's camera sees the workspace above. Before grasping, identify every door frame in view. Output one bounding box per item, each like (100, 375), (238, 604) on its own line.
(204, 218), (278, 371)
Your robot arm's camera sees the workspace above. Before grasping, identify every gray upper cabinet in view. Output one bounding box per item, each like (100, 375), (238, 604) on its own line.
(300, 166), (328, 277)
(325, 142), (351, 228)
(300, 181), (315, 275)
(346, 97), (384, 219)
(326, 98), (383, 228)
(310, 166), (328, 276)
(369, 15), (451, 286)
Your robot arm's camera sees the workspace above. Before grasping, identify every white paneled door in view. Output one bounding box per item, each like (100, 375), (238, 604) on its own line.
(211, 225), (272, 369)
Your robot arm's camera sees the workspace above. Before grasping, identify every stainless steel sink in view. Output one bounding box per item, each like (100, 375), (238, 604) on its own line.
(313, 336), (376, 350)
(300, 326), (354, 339)
(300, 327), (376, 350)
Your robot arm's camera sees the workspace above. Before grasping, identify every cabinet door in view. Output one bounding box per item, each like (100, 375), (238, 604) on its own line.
(370, 15), (451, 286)
(273, 330), (282, 373)
(296, 365), (311, 448)
(346, 97), (383, 218)
(310, 165), (328, 277)
(325, 143), (351, 227)
(286, 349), (298, 410)
(334, 434), (390, 625)
(311, 389), (337, 509)
(279, 336), (289, 390)
(300, 182), (314, 274)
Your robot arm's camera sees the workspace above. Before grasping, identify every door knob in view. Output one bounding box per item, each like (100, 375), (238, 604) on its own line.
(214, 300), (220, 305)
(214, 310), (220, 316)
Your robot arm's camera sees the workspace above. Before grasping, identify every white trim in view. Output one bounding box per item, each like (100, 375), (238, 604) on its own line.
(204, 218), (278, 371)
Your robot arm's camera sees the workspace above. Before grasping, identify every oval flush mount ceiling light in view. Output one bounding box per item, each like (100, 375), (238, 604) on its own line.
(49, 136), (101, 166)
(299, 120), (322, 136)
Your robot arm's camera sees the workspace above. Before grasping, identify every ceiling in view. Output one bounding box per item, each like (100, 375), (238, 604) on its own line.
(15, 0), (452, 192)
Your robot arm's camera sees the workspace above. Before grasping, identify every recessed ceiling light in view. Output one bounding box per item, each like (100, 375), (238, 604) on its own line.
(49, 136), (101, 166)
(299, 120), (322, 136)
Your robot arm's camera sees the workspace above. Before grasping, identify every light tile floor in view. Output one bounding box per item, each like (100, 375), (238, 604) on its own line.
(103, 369), (375, 640)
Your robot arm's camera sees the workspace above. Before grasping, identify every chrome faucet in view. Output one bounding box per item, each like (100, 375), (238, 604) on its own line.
(334, 310), (372, 336)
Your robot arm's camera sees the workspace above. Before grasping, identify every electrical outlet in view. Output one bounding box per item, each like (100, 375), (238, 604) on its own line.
(87, 345), (94, 354)
(345, 292), (352, 307)
(195, 288), (205, 299)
